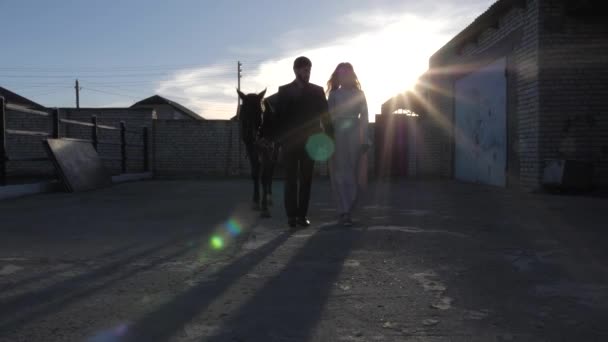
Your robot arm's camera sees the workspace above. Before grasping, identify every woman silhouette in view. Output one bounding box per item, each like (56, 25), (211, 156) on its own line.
(326, 62), (370, 227)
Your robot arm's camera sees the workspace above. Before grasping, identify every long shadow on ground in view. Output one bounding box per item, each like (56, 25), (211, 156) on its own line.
(204, 226), (360, 342)
(0, 231), (205, 333)
(122, 231), (292, 341)
(0, 240), (142, 294)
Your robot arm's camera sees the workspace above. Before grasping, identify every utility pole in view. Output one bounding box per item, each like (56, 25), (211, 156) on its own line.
(75, 79), (80, 108)
(235, 61), (243, 174)
(237, 61), (242, 91)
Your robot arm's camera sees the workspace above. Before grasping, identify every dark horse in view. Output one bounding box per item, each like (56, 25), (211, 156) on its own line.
(237, 89), (278, 218)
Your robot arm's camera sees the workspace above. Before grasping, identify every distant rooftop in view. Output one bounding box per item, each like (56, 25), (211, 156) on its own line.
(131, 95), (204, 120)
(0, 86), (47, 111)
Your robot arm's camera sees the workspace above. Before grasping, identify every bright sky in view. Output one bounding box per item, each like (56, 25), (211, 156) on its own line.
(0, 0), (496, 120)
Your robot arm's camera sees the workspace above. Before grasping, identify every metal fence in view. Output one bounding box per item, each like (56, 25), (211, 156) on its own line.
(0, 96), (149, 186)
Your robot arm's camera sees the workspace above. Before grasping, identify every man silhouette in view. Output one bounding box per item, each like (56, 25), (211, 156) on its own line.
(273, 56), (331, 229)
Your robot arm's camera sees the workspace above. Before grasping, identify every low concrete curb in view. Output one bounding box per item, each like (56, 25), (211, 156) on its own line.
(111, 172), (154, 184)
(0, 181), (62, 201)
(1, 172), (154, 201)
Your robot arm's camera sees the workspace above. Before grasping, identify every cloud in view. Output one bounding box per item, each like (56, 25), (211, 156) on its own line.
(226, 46), (269, 57)
(156, 3), (492, 120)
(156, 64), (239, 119)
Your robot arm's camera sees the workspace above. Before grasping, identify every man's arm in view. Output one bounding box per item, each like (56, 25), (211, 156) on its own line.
(273, 85), (287, 142)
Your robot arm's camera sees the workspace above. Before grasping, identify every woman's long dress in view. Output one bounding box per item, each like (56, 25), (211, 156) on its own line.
(328, 88), (369, 215)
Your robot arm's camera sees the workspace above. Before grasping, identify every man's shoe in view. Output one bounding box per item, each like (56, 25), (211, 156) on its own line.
(297, 217), (311, 227)
(343, 215), (353, 227)
(288, 217), (297, 228)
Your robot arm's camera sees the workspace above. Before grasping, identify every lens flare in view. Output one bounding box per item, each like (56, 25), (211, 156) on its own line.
(305, 133), (335, 161)
(210, 236), (224, 250)
(226, 218), (242, 236)
(197, 250), (207, 264)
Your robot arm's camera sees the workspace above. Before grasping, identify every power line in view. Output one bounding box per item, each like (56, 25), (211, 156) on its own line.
(1, 76), (246, 90)
(0, 61), (268, 76)
(0, 69), (240, 79)
(78, 80), (235, 88)
(7, 85), (73, 90)
(28, 87), (73, 98)
(84, 76), (236, 85)
(0, 66), (248, 77)
(0, 62), (268, 89)
(0, 62), (251, 73)
(2, 59), (263, 111)
(81, 84), (155, 92)
(0, 73), (178, 79)
(80, 87), (141, 100)
(1, 76), (237, 87)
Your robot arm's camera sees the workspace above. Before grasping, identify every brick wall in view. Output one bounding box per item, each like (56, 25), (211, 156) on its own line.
(516, 0), (542, 190)
(4, 106), (56, 179)
(60, 108), (153, 175)
(152, 120), (248, 178)
(374, 114), (423, 178)
(152, 119), (357, 179)
(3, 107), (153, 180)
(414, 114), (442, 178)
(538, 0), (608, 186)
(419, 74), (451, 178)
(426, 0), (541, 189)
(4, 107), (355, 182)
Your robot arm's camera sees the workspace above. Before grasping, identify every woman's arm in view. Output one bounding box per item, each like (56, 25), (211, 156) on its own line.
(359, 91), (371, 150)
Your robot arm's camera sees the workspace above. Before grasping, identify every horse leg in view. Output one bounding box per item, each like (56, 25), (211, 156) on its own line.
(266, 147), (280, 205)
(264, 161), (274, 207)
(265, 180), (273, 207)
(248, 145), (261, 210)
(260, 152), (271, 218)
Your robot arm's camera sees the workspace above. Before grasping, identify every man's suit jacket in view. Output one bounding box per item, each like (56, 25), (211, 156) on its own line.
(272, 80), (331, 145)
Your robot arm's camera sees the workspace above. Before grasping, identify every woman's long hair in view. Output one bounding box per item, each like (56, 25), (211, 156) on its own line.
(326, 62), (361, 95)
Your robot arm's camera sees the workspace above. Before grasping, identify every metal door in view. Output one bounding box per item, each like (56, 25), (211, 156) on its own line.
(454, 57), (507, 187)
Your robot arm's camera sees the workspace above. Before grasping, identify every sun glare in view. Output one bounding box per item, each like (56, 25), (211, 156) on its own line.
(159, 13), (450, 120)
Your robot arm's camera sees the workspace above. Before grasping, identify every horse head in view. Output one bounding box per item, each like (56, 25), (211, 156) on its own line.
(237, 89), (266, 143)
(237, 89), (266, 120)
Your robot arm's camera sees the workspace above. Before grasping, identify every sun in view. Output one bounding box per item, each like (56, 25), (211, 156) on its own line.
(307, 15), (445, 120)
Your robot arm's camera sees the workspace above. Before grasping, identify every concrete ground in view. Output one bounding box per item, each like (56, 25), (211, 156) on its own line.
(1, 179), (607, 341)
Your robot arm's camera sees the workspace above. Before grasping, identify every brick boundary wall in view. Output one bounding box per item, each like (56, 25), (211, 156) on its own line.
(4, 107), (153, 181)
(4, 111), (376, 182)
(538, 0), (608, 186)
(60, 108), (154, 175)
(152, 120), (377, 179)
(5, 107), (56, 180)
(152, 120), (246, 178)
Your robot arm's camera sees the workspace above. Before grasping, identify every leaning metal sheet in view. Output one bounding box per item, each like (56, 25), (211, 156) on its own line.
(44, 139), (113, 192)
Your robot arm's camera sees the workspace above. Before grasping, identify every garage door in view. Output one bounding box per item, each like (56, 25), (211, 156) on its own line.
(454, 57), (507, 187)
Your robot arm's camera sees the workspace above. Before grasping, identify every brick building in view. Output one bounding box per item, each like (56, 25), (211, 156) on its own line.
(131, 95), (204, 120)
(389, 0), (607, 190)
